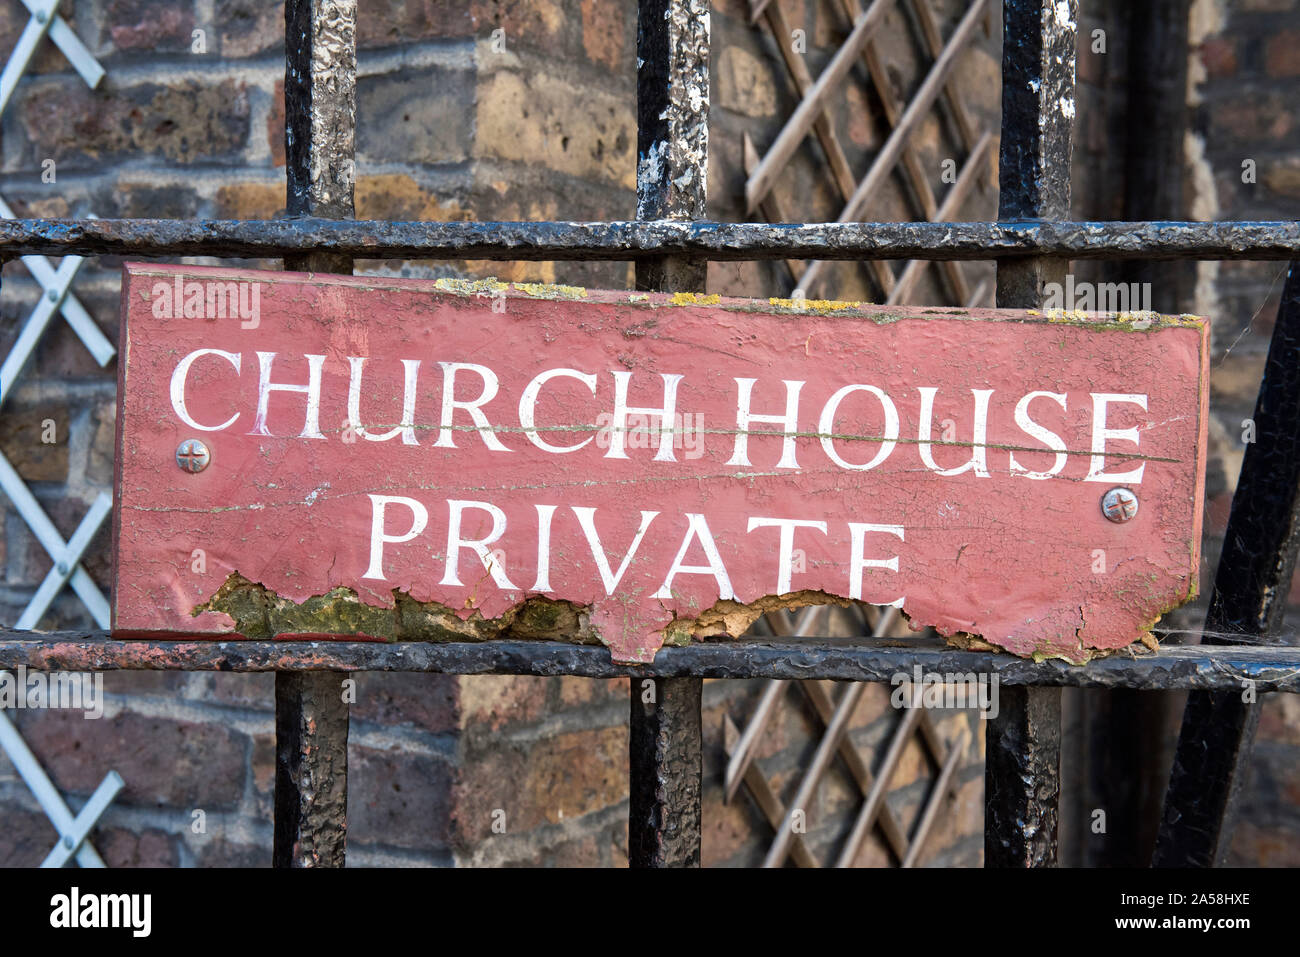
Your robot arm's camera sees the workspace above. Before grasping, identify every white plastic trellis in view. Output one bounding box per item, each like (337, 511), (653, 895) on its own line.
(0, 11), (112, 630)
(0, 0), (119, 867)
(0, 0), (104, 116)
(0, 710), (121, 866)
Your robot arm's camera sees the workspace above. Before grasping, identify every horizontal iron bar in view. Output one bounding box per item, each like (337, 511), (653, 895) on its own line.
(1, 219), (1298, 262)
(1, 634), (1298, 691)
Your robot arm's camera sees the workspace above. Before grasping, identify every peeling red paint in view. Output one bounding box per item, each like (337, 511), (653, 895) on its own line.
(113, 264), (1208, 663)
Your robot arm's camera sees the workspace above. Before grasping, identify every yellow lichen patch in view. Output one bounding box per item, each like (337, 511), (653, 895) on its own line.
(434, 277), (508, 296)
(512, 282), (588, 300)
(669, 292), (722, 306)
(767, 296), (865, 313)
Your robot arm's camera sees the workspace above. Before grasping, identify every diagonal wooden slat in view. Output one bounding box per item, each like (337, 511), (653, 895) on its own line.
(796, 677), (911, 862)
(723, 714), (820, 867)
(904, 0), (979, 151)
(901, 723), (970, 867)
(763, 605), (901, 867)
(796, 0), (991, 296)
(834, 0), (974, 303)
(887, 130), (994, 304)
(745, 0), (899, 213)
(833, 690), (924, 866)
(749, 0), (896, 298)
(723, 605), (824, 801)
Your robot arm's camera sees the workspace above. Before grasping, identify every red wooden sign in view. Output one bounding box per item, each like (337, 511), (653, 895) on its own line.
(114, 264), (1208, 664)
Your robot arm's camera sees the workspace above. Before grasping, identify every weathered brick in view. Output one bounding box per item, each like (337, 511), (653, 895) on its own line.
(351, 672), (458, 733)
(1209, 89), (1297, 145)
(710, 0), (756, 22)
(86, 400), (116, 487)
(267, 78), (285, 167)
(1257, 694), (1300, 748)
(198, 671), (275, 709)
(105, 0), (196, 52)
(358, 0), (475, 48)
(251, 731), (274, 816)
(469, 0), (565, 50)
(348, 745), (453, 850)
(1228, 819), (1300, 866)
(557, 675), (628, 709)
(355, 173), (469, 221)
(197, 836), (270, 866)
(845, 831), (895, 868)
(96, 826), (182, 867)
(215, 0), (284, 58)
(460, 674), (549, 731)
(1199, 36), (1239, 78)
(0, 805), (57, 866)
(357, 67), (475, 165)
(496, 831), (603, 867)
(2, 194), (69, 218)
(13, 709), (247, 808)
(452, 724), (626, 844)
(0, 405), (68, 482)
(844, 84), (879, 150)
(19, 79), (251, 168)
(1264, 30), (1300, 77)
(702, 785), (768, 867)
(1263, 157), (1300, 198)
(108, 180), (202, 218)
(102, 670), (189, 697)
(717, 44), (778, 118)
(25, 299), (120, 382)
(911, 769), (984, 866)
(214, 180), (287, 219)
(476, 67), (635, 189)
(579, 0), (628, 72)
(470, 166), (631, 220)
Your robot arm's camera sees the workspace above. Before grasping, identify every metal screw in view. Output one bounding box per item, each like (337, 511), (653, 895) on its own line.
(56, 561), (68, 575)
(36, 10), (47, 23)
(1101, 487), (1138, 523)
(63, 835), (73, 849)
(47, 288), (59, 302)
(176, 438), (210, 473)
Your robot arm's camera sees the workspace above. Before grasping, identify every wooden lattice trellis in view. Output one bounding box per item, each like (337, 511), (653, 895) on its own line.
(733, 0), (1000, 866)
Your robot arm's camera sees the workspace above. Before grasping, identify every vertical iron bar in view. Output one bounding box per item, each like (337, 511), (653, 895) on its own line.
(630, 677), (704, 866)
(635, 0), (709, 292)
(274, 673), (350, 866)
(273, 0), (356, 869)
(1153, 264), (1300, 867)
(985, 0), (1076, 868)
(628, 0), (709, 868)
(1073, 0), (1192, 868)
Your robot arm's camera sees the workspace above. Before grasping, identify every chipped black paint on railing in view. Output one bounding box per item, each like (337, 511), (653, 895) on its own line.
(2, 218), (1300, 262)
(2, 634), (1300, 691)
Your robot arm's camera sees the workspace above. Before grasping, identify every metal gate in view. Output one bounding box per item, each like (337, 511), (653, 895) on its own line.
(2, 0), (1300, 867)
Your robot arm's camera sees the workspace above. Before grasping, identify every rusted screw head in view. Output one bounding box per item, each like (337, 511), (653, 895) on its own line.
(176, 438), (210, 473)
(1101, 487), (1138, 523)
